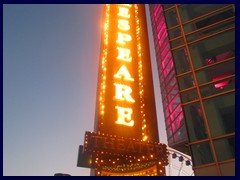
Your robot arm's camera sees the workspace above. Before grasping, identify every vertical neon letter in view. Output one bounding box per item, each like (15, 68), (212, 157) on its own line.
(114, 83), (135, 103)
(115, 106), (134, 127)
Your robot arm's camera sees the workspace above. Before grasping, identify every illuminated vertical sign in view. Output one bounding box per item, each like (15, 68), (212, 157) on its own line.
(95, 4), (159, 143)
(78, 4), (167, 176)
(114, 4), (135, 127)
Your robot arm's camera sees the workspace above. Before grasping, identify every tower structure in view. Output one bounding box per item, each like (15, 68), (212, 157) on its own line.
(78, 4), (168, 176)
(149, 4), (235, 176)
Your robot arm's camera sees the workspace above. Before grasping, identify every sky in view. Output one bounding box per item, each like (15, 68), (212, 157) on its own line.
(3, 4), (168, 176)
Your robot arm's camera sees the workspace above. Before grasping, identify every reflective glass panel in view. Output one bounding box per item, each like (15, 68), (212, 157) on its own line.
(172, 47), (191, 75)
(170, 37), (185, 49)
(177, 73), (195, 90)
(191, 142), (214, 166)
(196, 59), (235, 85)
(168, 26), (182, 39)
(180, 88), (199, 103)
(213, 136), (235, 162)
(204, 92), (235, 137)
(164, 8), (179, 28)
(178, 4), (229, 23)
(183, 102), (208, 142)
(188, 29), (235, 69)
(200, 76), (235, 98)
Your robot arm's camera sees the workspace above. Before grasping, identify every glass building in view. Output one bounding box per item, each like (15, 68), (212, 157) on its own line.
(149, 4), (235, 176)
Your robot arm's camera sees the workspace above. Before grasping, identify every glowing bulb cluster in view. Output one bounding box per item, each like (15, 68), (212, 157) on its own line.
(84, 131), (168, 176)
(98, 4), (110, 129)
(134, 5), (148, 141)
(101, 161), (157, 176)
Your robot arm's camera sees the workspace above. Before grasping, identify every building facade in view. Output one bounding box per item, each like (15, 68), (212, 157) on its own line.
(149, 4), (235, 176)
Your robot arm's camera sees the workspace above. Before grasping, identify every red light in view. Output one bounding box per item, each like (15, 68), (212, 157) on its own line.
(213, 76), (229, 89)
(214, 81), (229, 89)
(205, 58), (215, 65)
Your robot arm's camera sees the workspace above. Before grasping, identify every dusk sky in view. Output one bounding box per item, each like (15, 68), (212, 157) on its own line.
(3, 4), (167, 176)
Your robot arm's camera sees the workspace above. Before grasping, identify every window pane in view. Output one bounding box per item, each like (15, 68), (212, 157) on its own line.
(162, 58), (174, 78)
(178, 4), (229, 23)
(164, 8), (179, 28)
(180, 88), (199, 103)
(200, 76), (235, 98)
(213, 136), (235, 162)
(183, 7), (234, 35)
(168, 26), (182, 39)
(164, 68), (175, 85)
(191, 142), (214, 166)
(167, 83), (179, 103)
(170, 37), (185, 49)
(171, 111), (183, 130)
(174, 122), (187, 142)
(172, 112), (187, 142)
(168, 94), (181, 114)
(196, 59), (235, 85)
(177, 73), (195, 90)
(183, 102), (208, 142)
(157, 36), (169, 52)
(204, 92), (235, 137)
(162, 4), (175, 10)
(172, 47), (191, 75)
(165, 76), (177, 94)
(169, 104), (182, 122)
(188, 29), (235, 69)
(186, 14), (235, 42)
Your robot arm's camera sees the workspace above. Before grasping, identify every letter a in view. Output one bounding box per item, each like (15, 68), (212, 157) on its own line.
(114, 65), (134, 82)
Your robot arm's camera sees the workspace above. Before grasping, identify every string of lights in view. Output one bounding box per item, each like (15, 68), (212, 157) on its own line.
(98, 4), (110, 130)
(134, 4), (148, 142)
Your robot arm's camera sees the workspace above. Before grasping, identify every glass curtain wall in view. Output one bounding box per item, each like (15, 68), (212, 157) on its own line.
(149, 4), (235, 176)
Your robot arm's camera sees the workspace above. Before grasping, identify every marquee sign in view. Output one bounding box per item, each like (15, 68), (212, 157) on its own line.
(84, 131), (167, 158)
